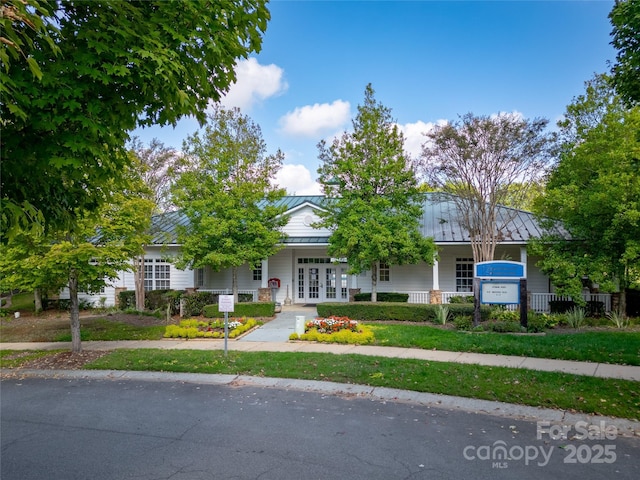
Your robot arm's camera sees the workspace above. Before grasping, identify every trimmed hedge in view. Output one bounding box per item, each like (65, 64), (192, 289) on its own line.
(118, 290), (136, 310)
(317, 302), (492, 322)
(353, 292), (409, 302)
(203, 302), (275, 318)
(181, 291), (219, 317)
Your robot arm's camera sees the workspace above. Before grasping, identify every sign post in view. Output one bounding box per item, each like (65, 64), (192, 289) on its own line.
(218, 295), (235, 356)
(474, 261), (527, 329)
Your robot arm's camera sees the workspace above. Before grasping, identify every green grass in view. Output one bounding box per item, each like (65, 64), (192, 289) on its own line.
(369, 324), (640, 365)
(84, 349), (640, 420)
(54, 320), (166, 342)
(0, 292), (36, 312)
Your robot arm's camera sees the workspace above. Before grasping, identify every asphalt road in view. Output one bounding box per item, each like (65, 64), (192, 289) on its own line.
(1, 376), (638, 480)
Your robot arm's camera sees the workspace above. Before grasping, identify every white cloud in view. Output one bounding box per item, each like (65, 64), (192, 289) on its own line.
(398, 119), (448, 159)
(279, 100), (351, 137)
(273, 164), (322, 195)
(219, 58), (288, 110)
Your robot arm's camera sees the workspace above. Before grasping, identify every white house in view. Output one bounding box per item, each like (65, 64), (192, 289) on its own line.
(77, 194), (611, 313)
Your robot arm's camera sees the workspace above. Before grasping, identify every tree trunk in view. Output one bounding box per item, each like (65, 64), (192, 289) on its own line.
(134, 254), (145, 311)
(232, 266), (238, 303)
(473, 277), (481, 327)
(68, 270), (82, 353)
(34, 288), (43, 313)
(370, 261), (378, 302)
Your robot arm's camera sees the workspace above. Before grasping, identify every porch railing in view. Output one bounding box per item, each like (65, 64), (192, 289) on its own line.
(198, 289), (258, 302)
(407, 291), (430, 304)
(530, 293), (611, 314)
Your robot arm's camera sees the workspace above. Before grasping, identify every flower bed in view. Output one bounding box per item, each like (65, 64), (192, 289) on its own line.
(164, 318), (259, 339)
(289, 316), (375, 344)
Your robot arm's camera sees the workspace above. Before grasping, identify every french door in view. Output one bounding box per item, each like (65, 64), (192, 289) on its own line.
(297, 264), (348, 303)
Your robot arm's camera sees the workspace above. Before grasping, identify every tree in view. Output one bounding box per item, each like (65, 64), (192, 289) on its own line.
(317, 84), (437, 302)
(172, 107), (288, 302)
(128, 138), (192, 310)
(420, 112), (554, 263)
(0, 182), (153, 352)
(610, 0), (640, 107)
(531, 75), (640, 313)
(1, 0), (270, 239)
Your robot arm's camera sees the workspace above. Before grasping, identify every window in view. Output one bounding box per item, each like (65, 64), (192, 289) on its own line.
(144, 259), (171, 291)
(379, 262), (390, 282)
(252, 264), (262, 281)
(195, 268), (204, 288)
(456, 258), (474, 292)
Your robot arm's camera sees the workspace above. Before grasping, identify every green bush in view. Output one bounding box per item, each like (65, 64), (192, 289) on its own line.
(453, 315), (473, 331)
(484, 320), (524, 333)
(118, 290), (136, 310)
(145, 289), (184, 314)
(182, 291), (219, 317)
(317, 302), (492, 322)
(448, 295), (474, 304)
(489, 308), (520, 322)
(353, 292), (409, 302)
(203, 302), (275, 318)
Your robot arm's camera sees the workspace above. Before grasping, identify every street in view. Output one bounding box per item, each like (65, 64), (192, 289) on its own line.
(1, 376), (638, 479)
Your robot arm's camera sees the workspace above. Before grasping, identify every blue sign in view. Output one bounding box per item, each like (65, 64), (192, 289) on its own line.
(475, 261), (526, 279)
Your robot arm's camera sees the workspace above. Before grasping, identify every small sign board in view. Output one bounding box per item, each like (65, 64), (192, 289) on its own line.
(475, 261), (526, 279)
(480, 280), (520, 305)
(218, 295), (234, 313)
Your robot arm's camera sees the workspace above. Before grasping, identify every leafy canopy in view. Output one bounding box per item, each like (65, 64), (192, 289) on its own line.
(172, 107), (288, 282)
(317, 84), (436, 285)
(531, 74), (640, 298)
(609, 0), (640, 107)
(1, 0), (270, 238)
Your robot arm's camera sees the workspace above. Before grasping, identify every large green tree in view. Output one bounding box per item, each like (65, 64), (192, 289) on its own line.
(610, 0), (640, 106)
(1, 0), (270, 239)
(0, 179), (154, 352)
(531, 75), (640, 313)
(172, 107), (288, 302)
(317, 84), (437, 302)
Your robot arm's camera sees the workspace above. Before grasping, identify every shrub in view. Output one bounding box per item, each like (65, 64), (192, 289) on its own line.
(145, 289), (183, 314)
(291, 324), (375, 344)
(317, 302), (492, 322)
(489, 308), (520, 322)
(182, 291), (219, 317)
(164, 317), (258, 338)
(203, 302), (275, 318)
(585, 301), (605, 318)
(448, 295), (474, 304)
(353, 292), (409, 302)
(607, 311), (630, 329)
(484, 320), (524, 333)
(118, 290), (136, 310)
(453, 315), (473, 331)
(433, 305), (450, 325)
(565, 307), (586, 329)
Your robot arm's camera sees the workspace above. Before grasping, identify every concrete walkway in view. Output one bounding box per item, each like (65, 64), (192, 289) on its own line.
(1, 305), (639, 381)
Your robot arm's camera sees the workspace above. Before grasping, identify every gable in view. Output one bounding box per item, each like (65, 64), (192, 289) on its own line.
(282, 204), (331, 238)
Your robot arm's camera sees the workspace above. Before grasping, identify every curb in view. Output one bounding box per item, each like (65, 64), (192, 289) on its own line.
(6, 368), (639, 439)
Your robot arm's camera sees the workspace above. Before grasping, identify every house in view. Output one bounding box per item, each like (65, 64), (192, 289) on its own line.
(75, 194), (611, 313)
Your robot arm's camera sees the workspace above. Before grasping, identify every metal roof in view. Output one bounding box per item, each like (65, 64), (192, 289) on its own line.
(149, 194), (564, 245)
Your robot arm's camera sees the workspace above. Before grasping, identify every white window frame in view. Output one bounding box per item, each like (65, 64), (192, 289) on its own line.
(455, 257), (474, 292)
(378, 262), (391, 283)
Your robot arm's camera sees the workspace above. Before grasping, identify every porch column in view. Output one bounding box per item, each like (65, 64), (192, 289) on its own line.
(430, 259), (441, 305)
(520, 246), (527, 266)
(261, 259), (269, 288)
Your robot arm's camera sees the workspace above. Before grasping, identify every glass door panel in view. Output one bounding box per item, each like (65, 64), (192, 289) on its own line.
(308, 267), (319, 300)
(325, 268), (336, 299)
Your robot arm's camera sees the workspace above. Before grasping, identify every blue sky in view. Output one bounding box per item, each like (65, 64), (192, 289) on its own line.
(133, 0), (616, 195)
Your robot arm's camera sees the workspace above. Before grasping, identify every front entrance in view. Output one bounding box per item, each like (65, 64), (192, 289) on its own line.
(296, 258), (348, 304)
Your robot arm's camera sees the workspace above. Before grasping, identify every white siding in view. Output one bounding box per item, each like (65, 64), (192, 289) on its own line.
(282, 206), (331, 237)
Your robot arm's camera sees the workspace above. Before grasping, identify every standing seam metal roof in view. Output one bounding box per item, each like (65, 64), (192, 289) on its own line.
(150, 194), (564, 245)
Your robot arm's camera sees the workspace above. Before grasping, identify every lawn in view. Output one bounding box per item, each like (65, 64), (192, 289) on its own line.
(369, 324), (640, 365)
(82, 349), (640, 420)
